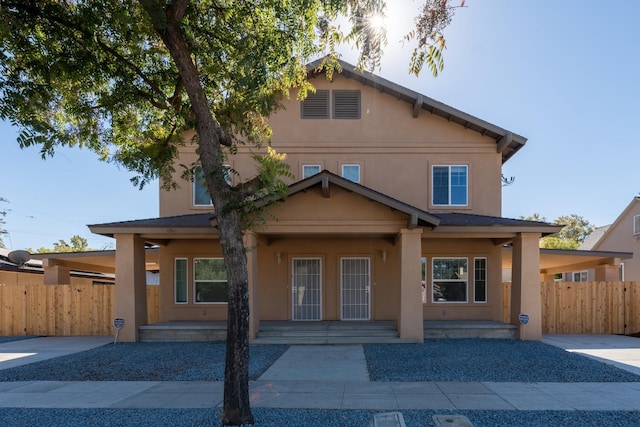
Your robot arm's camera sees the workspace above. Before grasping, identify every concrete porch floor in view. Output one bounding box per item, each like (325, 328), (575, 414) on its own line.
(138, 320), (517, 342)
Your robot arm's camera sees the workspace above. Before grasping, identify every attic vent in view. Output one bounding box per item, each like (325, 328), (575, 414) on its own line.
(333, 90), (361, 119)
(301, 90), (329, 119)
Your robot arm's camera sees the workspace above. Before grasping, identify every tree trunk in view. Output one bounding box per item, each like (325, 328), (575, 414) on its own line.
(217, 209), (253, 426)
(139, 2), (254, 424)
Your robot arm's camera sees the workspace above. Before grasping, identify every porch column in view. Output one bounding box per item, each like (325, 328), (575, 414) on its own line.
(114, 233), (147, 342)
(511, 232), (542, 340)
(398, 228), (424, 343)
(595, 263), (620, 281)
(42, 260), (71, 284)
(244, 231), (259, 339)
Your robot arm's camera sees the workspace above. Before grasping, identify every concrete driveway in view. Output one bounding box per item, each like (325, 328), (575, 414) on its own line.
(0, 336), (112, 370)
(542, 334), (640, 376)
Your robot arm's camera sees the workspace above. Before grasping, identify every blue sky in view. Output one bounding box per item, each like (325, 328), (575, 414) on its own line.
(2, 0), (639, 250)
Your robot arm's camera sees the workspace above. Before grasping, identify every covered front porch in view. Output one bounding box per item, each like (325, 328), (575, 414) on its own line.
(86, 172), (567, 343)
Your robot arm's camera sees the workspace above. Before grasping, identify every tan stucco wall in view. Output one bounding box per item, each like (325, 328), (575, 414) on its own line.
(157, 236), (398, 322)
(156, 235), (505, 323)
(158, 239), (228, 322)
(595, 200), (640, 281)
(160, 73), (503, 218)
(422, 238), (503, 321)
(261, 237), (402, 321)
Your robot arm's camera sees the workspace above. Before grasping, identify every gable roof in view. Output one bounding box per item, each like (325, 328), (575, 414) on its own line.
(307, 59), (527, 163)
(591, 196), (640, 251)
(579, 225), (611, 250)
(286, 170), (441, 228)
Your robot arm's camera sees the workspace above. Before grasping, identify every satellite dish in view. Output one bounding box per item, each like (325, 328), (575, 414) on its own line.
(8, 250), (31, 268)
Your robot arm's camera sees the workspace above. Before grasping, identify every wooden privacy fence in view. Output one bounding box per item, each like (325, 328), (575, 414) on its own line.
(2, 282), (640, 337)
(0, 283), (159, 336)
(502, 281), (640, 335)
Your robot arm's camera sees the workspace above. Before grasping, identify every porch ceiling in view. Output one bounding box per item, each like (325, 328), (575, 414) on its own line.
(31, 248), (160, 275)
(502, 247), (633, 274)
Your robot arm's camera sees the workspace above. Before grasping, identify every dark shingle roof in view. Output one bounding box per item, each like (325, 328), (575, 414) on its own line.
(435, 212), (560, 228)
(89, 173), (559, 236)
(88, 213), (216, 229)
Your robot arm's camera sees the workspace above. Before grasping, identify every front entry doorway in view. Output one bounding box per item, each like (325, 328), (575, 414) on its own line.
(292, 257), (322, 321)
(341, 257), (371, 320)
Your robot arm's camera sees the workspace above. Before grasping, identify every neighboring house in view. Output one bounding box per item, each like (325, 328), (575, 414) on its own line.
(84, 59), (565, 343)
(566, 197), (640, 282)
(0, 248), (115, 285)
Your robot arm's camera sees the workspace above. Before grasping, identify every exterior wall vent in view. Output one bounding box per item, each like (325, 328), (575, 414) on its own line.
(333, 90), (361, 119)
(300, 89), (329, 119)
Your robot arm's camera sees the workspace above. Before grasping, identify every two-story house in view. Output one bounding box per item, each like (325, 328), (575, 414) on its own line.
(88, 60), (561, 342)
(564, 197), (640, 282)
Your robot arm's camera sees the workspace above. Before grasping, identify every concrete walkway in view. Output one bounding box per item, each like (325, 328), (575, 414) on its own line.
(0, 335), (639, 410)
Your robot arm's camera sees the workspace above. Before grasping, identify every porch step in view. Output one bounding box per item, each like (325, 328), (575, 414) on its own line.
(251, 321), (416, 345)
(423, 320), (517, 339)
(139, 321), (226, 342)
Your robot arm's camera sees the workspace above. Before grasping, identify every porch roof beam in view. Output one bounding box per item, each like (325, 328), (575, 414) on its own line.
(542, 257), (621, 275)
(322, 175), (331, 198)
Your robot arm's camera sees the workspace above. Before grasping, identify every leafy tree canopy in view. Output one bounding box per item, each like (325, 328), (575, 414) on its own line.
(0, 1), (462, 424)
(521, 213), (596, 250)
(28, 235), (90, 253)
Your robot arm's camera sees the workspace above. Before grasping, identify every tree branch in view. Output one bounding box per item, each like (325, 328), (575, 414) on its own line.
(2, 1), (171, 108)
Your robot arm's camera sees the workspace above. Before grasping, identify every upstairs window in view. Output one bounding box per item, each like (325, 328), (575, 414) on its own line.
(193, 165), (230, 207)
(634, 215), (640, 235)
(302, 164), (322, 179)
(193, 166), (213, 206)
(301, 90), (330, 119)
(333, 90), (361, 119)
(342, 164), (361, 183)
(432, 165), (468, 206)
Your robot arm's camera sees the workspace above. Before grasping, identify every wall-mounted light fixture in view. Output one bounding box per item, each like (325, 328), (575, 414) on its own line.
(275, 251), (282, 265)
(381, 250), (387, 264)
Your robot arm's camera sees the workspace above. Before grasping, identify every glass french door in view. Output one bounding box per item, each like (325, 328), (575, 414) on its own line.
(340, 257), (371, 320)
(292, 258), (322, 321)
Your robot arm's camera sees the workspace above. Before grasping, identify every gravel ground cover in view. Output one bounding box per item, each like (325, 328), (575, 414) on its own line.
(364, 339), (640, 382)
(0, 336), (38, 344)
(0, 342), (288, 381)
(1, 408), (640, 427)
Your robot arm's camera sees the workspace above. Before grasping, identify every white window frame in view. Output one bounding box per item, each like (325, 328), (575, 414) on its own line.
(432, 257), (468, 303)
(194, 257), (227, 304)
(572, 271), (588, 282)
(634, 215), (640, 235)
(302, 164), (322, 179)
(620, 263), (625, 281)
(431, 165), (468, 207)
(474, 257), (487, 303)
(421, 257), (427, 303)
(341, 164), (361, 183)
(174, 258), (188, 304)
